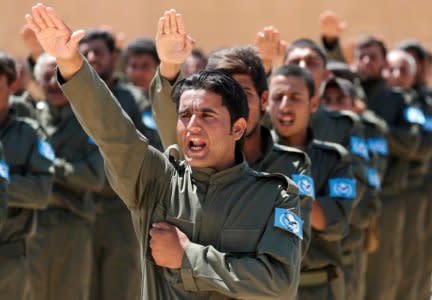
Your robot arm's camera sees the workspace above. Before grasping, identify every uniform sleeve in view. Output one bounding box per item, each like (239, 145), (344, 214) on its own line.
(315, 159), (355, 241)
(149, 68), (184, 150)
(386, 126), (421, 158)
(321, 37), (346, 62)
(59, 58), (175, 210)
(180, 187), (301, 299)
(52, 146), (105, 193)
(7, 135), (53, 210)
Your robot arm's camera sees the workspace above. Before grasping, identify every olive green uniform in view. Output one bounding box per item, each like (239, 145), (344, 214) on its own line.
(0, 113), (54, 300)
(343, 110), (388, 300)
(365, 88), (422, 300)
(277, 135), (355, 300)
(28, 102), (105, 300)
(59, 59), (303, 300)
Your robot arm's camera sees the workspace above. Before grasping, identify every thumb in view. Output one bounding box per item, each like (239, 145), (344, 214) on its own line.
(152, 222), (172, 230)
(339, 21), (348, 31)
(69, 29), (85, 49)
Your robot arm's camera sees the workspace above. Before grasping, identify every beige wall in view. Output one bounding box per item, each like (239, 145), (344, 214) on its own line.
(3, 0), (432, 59)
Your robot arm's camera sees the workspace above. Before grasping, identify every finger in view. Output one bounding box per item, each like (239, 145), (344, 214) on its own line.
(264, 28), (271, 43)
(38, 6), (55, 28)
(46, 7), (68, 32)
(70, 30), (85, 48)
(169, 10), (177, 33)
(32, 5), (48, 29)
(186, 35), (195, 47)
(25, 14), (41, 33)
(176, 13), (186, 35)
(157, 17), (165, 37)
(153, 222), (172, 230)
(273, 29), (280, 43)
(163, 12), (170, 34)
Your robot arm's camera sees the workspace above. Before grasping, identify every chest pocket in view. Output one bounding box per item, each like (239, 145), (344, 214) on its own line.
(221, 228), (263, 253)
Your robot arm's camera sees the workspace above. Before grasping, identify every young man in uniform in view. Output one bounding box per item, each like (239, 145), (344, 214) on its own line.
(0, 52), (54, 299)
(26, 4), (303, 299)
(268, 64), (356, 300)
(27, 53), (105, 300)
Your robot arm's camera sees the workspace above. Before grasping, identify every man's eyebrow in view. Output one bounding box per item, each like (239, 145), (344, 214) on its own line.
(178, 107), (218, 114)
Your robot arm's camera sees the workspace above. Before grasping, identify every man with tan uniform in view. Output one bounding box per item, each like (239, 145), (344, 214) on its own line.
(26, 4), (303, 299)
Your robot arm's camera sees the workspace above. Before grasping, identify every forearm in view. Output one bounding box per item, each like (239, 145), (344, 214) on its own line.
(321, 36), (346, 62)
(7, 174), (52, 209)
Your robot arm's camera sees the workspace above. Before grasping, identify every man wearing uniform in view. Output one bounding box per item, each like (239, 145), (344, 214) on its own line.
(0, 52), (54, 299)
(26, 4), (303, 299)
(150, 17), (313, 253)
(397, 41), (432, 300)
(27, 53), (105, 300)
(268, 64), (355, 300)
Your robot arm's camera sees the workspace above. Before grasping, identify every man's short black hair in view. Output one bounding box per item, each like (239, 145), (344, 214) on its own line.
(206, 46), (268, 96)
(356, 36), (387, 59)
(172, 70), (249, 151)
(191, 48), (207, 65)
(273, 64), (316, 99)
(0, 52), (17, 85)
(286, 39), (327, 66)
(123, 38), (160, 64)
(80, 29), (116, 53)
(397, 40), (427, 62)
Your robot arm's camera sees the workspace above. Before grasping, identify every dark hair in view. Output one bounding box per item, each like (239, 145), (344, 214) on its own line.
(191, 48), (207, 65)
(396, 40), (427, 62)
(0, 52), (17, 85)
(123, 37), (160, 64)
(273, 64), (315, 98)
(171, 70), (249, 151)
(286, 39), (327, 66)
(79, 29), (116, 53)
(356, 36), (387, 59)
(206, 46), (268, 96)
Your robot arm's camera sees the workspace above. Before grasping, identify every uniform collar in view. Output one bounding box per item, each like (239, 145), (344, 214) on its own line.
(250, 126), (275, 169)
(271, 128), (314, 151)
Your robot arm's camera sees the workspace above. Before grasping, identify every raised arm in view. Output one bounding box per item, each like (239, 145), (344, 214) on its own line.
(319, 10), (347, 62)
(254, 26), (287, 75)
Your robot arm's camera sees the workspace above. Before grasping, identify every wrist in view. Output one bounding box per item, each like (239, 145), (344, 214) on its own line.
(57, 54), (84, 80)
(160, 62), (181, 82)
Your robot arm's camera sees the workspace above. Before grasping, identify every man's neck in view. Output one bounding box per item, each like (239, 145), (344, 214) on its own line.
(282, 129), (308, 148)
(0, 107), (9, 127)
(243, 125), (264, 166)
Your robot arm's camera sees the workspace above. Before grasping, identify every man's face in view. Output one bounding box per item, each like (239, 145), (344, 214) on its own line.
(285, 47), (327, 95)
(385, 55), (415, 90)
(406, 50), (426, 86)
(0, 75), (12, 111)
(125, 54), (158, 92)
(232, 74), (267, 138)
(321, 86), (354, 112)
(177, 89), (246, 171)
(79, 39), (116, 81)
(268, 75), (312, 144)
(40, 61), (68, 107)
(355, 45), (386, 81)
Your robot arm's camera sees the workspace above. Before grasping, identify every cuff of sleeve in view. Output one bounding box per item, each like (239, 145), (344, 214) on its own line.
(181, 242), (204, 292)
(321, 36), (339, 51)
(56, 55), (88, 86)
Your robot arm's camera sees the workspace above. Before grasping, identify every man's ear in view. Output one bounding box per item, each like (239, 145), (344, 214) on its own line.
(260, 90), (269, 112)
(232, 117), (247, 140)
(310, 95), (320, 113)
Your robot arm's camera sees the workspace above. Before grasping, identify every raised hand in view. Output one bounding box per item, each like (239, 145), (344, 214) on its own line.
(156, 9), (194, 80)
(254, 26), (287, 74)
(319, 10), (347, 40)
(20, 24), (44, 62)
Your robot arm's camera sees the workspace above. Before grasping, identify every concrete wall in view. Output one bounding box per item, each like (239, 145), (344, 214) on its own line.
(3, 0), (432, 59)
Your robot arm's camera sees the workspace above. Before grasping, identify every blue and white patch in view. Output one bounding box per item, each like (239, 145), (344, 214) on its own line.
(38, 140), (55, 162)
(87, 136), (96, 145)
(367, 168), (381, 190)
(367, 138), (388, 156)
(423, 116), (432, 132)
(141, 111), (157, 130)
(0, 160), (10, 182)
(292, 174), (315, 199)
(329, 178), (356, 200)
(351, 136), (370, 160)
(274, 208), (303, 240)
(404, 107), (426, 125)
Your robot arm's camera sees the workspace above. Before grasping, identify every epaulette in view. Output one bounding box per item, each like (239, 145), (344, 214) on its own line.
(325, 109), (362, 130)
(16, 116), (49, 140)
(311, 139), (351, 163)
(272, 143), (312, 167)
(250, 169), (299, 195)
(361, 110), (388, 133)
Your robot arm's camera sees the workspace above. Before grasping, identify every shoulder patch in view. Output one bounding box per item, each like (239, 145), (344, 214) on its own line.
(367, 138), (388, 156)
(350, 136), (370, 160)
(141, 111), (158, 130)
(292, 174), (315, 199)
(329, 178), (356, 200)
(404, 107), (426, 125)
(367, 168), (381, 190)
(274, 208), (303, 240)
(0, 160), (10, 182)
(423, 116), (432, 132)
(38, 140), (56, 162)
(312, 139), (351, 162)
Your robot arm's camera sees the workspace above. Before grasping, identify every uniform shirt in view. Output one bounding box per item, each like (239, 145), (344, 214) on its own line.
(59, 59), (303, 300)
(36, 102), (105, 222)
(0, 113), (53, 242)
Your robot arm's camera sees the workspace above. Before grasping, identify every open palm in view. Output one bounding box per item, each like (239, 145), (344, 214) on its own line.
(25, 3), (84, 60)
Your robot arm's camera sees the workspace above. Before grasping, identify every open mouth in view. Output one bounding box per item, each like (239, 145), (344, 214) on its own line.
(188, 139), (206, 152)
(279, 114), (295, 126)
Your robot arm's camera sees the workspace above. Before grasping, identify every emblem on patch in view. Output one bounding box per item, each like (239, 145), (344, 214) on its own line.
(367, 138), (388, 156)
(329, 178), (356, 200)
(38, 140), (55, 162)
(292, 174), (315, 199)
(350, 136), (370, 160)
(404, 107), (425, 125)
(367, 168), (381, 190)
(0, 160), (10, 182)
(274, 208), (303, 240)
